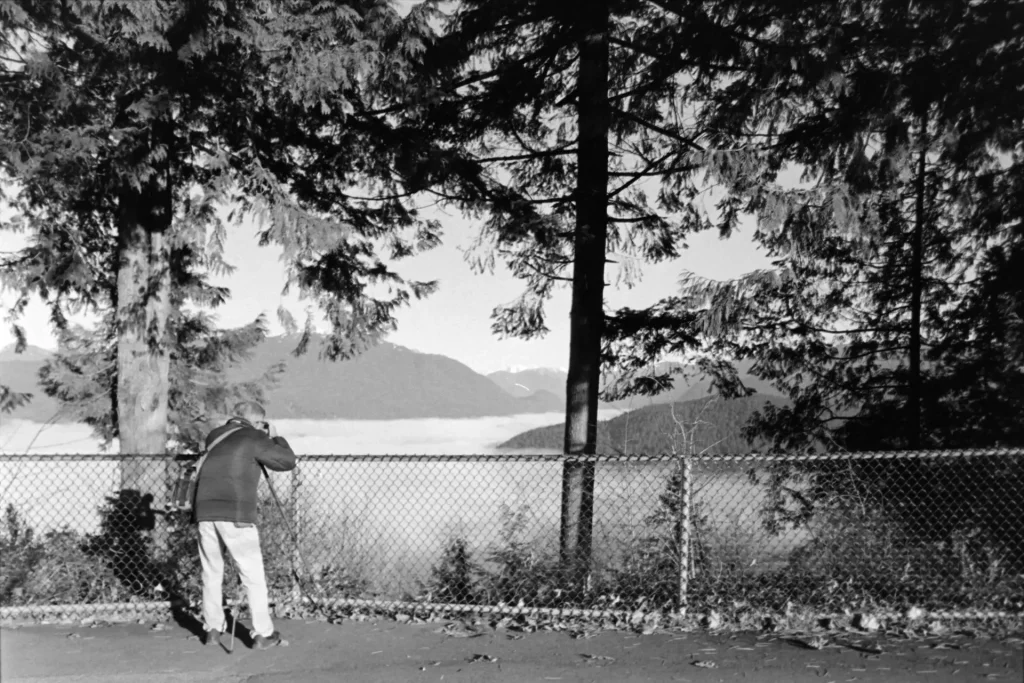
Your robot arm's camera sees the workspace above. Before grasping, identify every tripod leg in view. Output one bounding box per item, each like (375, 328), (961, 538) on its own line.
(228, 604), (238, 652)
(260, 465), (323, 615)
(227, 576), (243, 653)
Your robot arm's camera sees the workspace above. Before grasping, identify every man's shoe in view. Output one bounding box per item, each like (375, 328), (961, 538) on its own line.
(204, 629), (222, 647)
(253, 631), (284, 649)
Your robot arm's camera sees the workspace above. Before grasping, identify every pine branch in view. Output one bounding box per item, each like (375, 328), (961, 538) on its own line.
(476, 148), (578, 163)
(515, 257), (572, 283)
(609, 214), (658, 223)
(614, 109), (704, 152)
(609, 152), (673, 199)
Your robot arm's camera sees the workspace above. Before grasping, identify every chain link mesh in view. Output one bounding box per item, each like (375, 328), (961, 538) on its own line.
(2, 450), (1022, 623)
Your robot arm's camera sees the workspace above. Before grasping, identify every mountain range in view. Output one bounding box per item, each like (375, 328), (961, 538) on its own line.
(1, 337), (782, 422)
(487, 361), (783, 411)
(223, 336), (565, 419)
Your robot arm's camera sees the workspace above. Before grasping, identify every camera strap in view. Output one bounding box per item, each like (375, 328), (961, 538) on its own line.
(169, 425), (245, 512)
(189, 425), (243, 487)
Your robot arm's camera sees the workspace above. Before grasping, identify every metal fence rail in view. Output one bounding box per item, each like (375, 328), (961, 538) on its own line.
(2, 449), (1022, 623)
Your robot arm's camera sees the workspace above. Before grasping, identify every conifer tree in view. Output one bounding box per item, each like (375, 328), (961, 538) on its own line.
(1, 0), (457, 502)
(603, 0), (1023, 453)
(432, 0), (812, 568)
(36, 238), (284, 454)
(578, 0), (1024, 581)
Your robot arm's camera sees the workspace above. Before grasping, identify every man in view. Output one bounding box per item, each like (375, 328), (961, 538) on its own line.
(194, 401), (296, 649)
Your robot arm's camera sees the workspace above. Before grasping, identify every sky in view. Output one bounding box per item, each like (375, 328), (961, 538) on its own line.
(0, 203), (772, 375)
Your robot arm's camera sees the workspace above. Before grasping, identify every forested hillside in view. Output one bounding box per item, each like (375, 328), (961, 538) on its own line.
(498, 394), (786, 454)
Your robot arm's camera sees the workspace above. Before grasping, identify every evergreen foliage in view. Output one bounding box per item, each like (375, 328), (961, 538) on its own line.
(588, 0), (1023, 580)
(1, 0), (463, 451)
(599, 0), (1023, 454)
(431, 0), (804, 350)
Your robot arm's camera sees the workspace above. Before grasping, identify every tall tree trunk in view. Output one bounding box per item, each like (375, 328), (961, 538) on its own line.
(560, 0), (610, 572)
(908, 113), (927, 450)
(116, 125), (173, 506)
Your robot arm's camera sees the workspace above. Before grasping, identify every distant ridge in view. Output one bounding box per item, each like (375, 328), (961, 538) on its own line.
(0, 344), (54, 362)
(0, 337), (572, 422)
(487, 368), (568, 398)
(498, 394), (786, 454)
(231, 335), (565, 419)
(0, 345), (71, 423)
(487, 362), (783, 409)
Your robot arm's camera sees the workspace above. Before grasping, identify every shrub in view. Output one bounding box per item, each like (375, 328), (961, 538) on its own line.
(785, 507), (1024, 611)
(429, 536), (481, 604)
(480, 504), (564, 606)
(0, 505), (42, 604)
(21, 529), (127, 604)
(0, 505), (126, 606)
(83, 490), (162, 598)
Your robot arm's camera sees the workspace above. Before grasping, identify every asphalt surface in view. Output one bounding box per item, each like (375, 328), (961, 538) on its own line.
(2, 616), (1021, 682)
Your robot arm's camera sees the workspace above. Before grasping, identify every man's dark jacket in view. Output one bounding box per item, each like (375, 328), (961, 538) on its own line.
(194, 418), (297, 524)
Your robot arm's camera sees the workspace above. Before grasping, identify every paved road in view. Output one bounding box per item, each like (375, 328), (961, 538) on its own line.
(2, 617), (1021, 682)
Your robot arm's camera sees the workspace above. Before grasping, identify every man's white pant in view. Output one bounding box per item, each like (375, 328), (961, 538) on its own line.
(198, 521), (275, 638)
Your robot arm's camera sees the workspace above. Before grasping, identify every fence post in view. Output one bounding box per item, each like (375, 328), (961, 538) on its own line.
(677, 456), (692, 615)
(290, 466), (303, 604)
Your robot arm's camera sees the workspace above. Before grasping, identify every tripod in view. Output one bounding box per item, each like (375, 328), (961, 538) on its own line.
(259, 464), (324, 616)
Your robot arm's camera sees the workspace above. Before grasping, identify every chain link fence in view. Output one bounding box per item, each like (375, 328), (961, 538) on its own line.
(2, 449), (1022, 624)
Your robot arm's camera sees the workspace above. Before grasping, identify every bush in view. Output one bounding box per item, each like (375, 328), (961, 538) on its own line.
(83, 490), (162, 598)
(21, 529), (127, 605)
(0, 505), (126, 606)
(785, 507), (1024, 611)
(429, 536), (482, 604)
(480, 504), (565, 607)
(0, 505), (42, 604)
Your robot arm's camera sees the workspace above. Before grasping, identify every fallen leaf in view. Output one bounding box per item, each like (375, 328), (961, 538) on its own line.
(789, 636), (827, 650)
(467, 654), (497, 663)
(853, 614), (880, 632)
(692, 660), (717, 668)
(905, 607), (926, 621)
(570, 629), (599, 639)
(436, 624), (482, 638)
(580, 654), (615, 662)
(702, 611), (723, 630)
